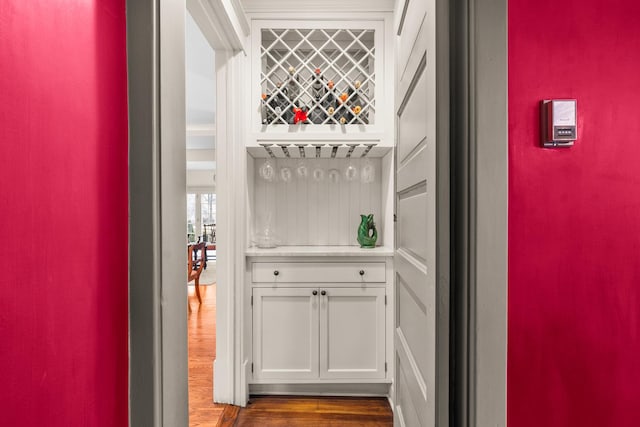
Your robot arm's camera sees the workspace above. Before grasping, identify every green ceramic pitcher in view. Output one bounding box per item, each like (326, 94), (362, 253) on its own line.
(357, 214), (378, 248)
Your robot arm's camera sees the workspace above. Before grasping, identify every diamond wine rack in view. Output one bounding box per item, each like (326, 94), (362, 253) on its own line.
(259, 27), (376, 126)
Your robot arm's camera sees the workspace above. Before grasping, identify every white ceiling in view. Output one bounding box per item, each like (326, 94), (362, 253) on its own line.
(186, 11), (216, 153)
(240, 0), (395, 13)
(186, 10), (215, 180)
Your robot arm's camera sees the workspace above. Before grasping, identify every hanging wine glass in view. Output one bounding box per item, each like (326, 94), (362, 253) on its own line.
(313, 167), (325, 182)
(328, 168), (340, 183)
(296, 160), (308, 180)
(345, 162), (358, 181)
(280, 166), (292, 183)
(361, 160), (375, 184)
(259, 159), (275, 182)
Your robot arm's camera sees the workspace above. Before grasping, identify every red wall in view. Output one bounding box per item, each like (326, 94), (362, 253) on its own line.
(0, 1), (128, 425)
(509, 0), (640, 425)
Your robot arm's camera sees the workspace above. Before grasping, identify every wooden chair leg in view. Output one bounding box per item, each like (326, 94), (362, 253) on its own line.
(195, 278), (202, 304)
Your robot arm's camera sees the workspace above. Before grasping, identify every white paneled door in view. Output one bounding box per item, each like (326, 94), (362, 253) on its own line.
(319, 287), (386, 380)
(252, 288), (319, 380)
(394, 0), (433, 425)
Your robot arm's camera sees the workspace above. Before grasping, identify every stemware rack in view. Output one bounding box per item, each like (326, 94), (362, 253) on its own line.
(247, 143), (390, 159)
(250, 155), (384, 246)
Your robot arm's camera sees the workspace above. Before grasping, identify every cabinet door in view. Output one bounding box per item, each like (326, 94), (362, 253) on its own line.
(319, 287), (386, 379)
(252, 288), (319, 380)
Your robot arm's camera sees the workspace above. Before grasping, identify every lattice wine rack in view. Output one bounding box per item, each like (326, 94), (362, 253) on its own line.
(259, 27), (376, 126)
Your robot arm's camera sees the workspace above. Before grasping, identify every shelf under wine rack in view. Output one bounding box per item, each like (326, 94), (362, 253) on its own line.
(260, 27), (376, 126)
(247, 143), (391, 159)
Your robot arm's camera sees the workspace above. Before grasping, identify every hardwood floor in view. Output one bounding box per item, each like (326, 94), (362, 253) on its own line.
(188, 282), (393, 427)
(188, 283), (226, 426)
(222, 396), (393, 426)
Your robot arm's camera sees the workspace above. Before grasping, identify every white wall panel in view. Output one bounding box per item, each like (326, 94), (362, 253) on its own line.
(397, 1), (427, 103)
(397, 67), (427, 163)
(252, 157), (383, 246)
(397, 274), (429, 383)
(397, 188), (428, 264)
(395, 353), (422, 427)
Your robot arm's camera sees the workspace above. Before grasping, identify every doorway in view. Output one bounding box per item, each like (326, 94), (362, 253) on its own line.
(127, 0), (246, 424)
(127, 0), (508, 425)
(185, 10), (222, 424)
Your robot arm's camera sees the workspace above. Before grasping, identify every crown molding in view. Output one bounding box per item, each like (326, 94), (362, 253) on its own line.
(187, 124), (216, 136)
(188, 0), (249, 51)
(240, 0), (395, 13)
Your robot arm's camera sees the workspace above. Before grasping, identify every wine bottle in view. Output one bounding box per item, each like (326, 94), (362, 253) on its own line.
(336, 85), (354, 125)
(261, 92), (269, 124)
(309, 68), (327, 124)
(268, 82), (290, 124)
(311, 68), (325, 100)
(322, 80), (338, 124)
(280, 86), (294, 124)
(286, 66), (300, 124)
(350, 80), (366, 124)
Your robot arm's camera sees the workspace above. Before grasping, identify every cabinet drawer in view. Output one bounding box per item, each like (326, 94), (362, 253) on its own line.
(252, 262), (386, 283)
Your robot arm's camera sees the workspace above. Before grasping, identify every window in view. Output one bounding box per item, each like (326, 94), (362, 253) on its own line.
(201, 193), (216, 243)
(187, 193), (197, 243)
(187, 193), (216, 243)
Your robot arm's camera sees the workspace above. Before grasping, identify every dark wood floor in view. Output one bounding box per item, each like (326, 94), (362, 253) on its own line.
(188, 283), (393, 427)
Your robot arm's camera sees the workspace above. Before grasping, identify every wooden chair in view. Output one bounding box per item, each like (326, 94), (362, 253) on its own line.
(188, 242), (206, 305)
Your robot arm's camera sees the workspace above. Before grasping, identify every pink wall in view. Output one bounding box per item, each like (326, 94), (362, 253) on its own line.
(509, 0), (640, 425)
(0, 1), (128, 425)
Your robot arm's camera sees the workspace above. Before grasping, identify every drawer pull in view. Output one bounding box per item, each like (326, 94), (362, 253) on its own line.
(359, 270), (365, 276)
(321, 290), (327, 296)
(312, 290), (318, 296)
(273, 270), (280, 276)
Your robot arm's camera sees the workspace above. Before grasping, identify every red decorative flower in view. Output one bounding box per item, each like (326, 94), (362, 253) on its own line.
(293, 107), (308, 124)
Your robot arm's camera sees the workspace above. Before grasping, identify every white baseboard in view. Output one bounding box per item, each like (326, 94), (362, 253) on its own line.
(249, 382), (391, 396)
(213, 358), (232, 404)
(239, 359), (250, 406)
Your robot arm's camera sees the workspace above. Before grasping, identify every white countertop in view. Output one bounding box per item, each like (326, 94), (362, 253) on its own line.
(246, 245), (394, 257)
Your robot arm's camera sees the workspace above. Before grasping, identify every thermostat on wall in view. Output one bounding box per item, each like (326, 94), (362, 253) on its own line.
(540, 99), (577, 147)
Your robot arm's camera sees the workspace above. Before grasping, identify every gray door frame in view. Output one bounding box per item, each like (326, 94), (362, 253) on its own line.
(126, 0), (508, 425)
(127, 0), (189, 425)
(127, 0), (248, 425)
(450, 0), (508, 425)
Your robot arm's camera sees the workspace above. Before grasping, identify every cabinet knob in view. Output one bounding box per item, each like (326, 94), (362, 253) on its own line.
(273, 270), (279, 276)
(359, 270), (365, 276)
(312, 290), (318, 296)
(321, 290), (327, 296)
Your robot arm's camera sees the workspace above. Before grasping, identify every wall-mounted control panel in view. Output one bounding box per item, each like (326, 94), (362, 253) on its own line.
(541, 99), (577, 147)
